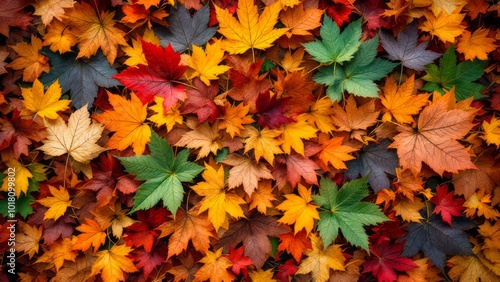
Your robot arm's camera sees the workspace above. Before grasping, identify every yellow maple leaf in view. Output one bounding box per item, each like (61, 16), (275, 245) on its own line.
(175, 119), (222, 160)
(121, 30), (160, 67)
(94, 92), (151, 155)
(136, 0), (162, 9)
(299, 97), (336, 133)
(244, 126), (283, 164)
(296, 234), (345, 282)
(8, 35), (50, 82)
(36, 237), (78, 271)
(379, 75), (429, 124)
(1, 159), (33, 197)
(43, 18), (78, 53)
(416, 0), (468, 16)
(63, 2), (127, 64)
(394, 197), (425, 222)
(464, 189), (500, 220)
(37, 185), (72, 220)
(218, 102), (254, 138)
(280, 116), (317, 155)
(281, 49), (305, 72)
(194, 248), (235, 282)
(277, 184), (320, 234)
(280, 4), (324, 38)
(191, 164), (246, 231)
(318, 137), (357, 169)
(249, 269), (278, 282)
(249, 180), (276, 214)
(222, 154), (274, 196)
(39, 105), (106, 164)
(420, 11), (466, 43)
(215, 0), (288, 55)
(482, 117), (500, 147)
(16, 222), (43, 259)
(33, 0), (75, 26)
(457, 28), (497, 61)
(91, 244), (139, 282)
(148, 96), (183, 131)
(188, 40), (231, 85)
(21, 79), (70, 120)
(398, 258), (442, 282)
(449, 245), (500, 281)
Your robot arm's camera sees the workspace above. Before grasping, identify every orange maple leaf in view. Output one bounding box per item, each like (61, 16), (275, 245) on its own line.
(194, 248), (235, 282)
(91, 244), (139, 282)
(318, 137), (357, 169)
(8, 35), (50, 82)
(222, 154), (274, 196)
(71, 218), (107, 254)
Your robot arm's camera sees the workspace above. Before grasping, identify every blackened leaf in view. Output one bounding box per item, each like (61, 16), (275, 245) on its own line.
(380, 22), (441, 71)
(402, 209), (474, 271)
(155, 4), (216, 52)
(40, 49), (119, 109)
(345, 139), (399, 192)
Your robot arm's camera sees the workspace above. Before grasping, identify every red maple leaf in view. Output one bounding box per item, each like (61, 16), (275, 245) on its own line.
(431, 184), (465, 226)
(124, 207), (169, 252)
(0, 110), (46, 160)
(363, 240), (418, 282)
(180, 78), (221, 124)
(277, 259), (298, 282)
(132, 241), (168, 279)
(321, 0), (353, 27)
(277, 230), (312, 262)
(229, 246), (252, 280)
(355, 0), (391, 31)
(255, 90), (293, 129)
(113, 40), (187, 111)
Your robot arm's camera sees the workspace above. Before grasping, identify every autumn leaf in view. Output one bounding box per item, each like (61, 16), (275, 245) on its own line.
(277, 184), (320, 234)
(299, 97), (336, 133)
(280, 116), (317, 156)
(222, 154), (273, 196)
(42, 19), (77, 54)
(71, 218), (107, 253)
(149, 97), (183, 131)
(63, 2), (127, 64)
(243, 126), (283, 164)
(248, 180), (276, 214)
(482, 117), (500, 147)
(91, 244), (139, 282)
(389, 91), (477, 176)
(36, 237), (78, 271)
(0, 0), (32, 37)
(431, 184), (465, 226)
(180, 78), (221, 124)
(8, 35), (50, 82)
(37, 185), (72, 220)
(280, 4), (324, 38)
(464, 189), (500, 220)
(33, 0), (75, 26)
(296, 233), (345, 282)
(191, 164), (246, 231)
(394, 197), (425, 222)
(194, 248), (235, 282)
(249, 269), (277, 282)
(38, 105), (106, 164)
(218, 102), (254, 138)
(215, 0), (288, 54)
(331, 95), (380, 134)
(229, 246), (253, 278)
(16, 222), (43, 259)
(419, 11), (466, 44)
(175, 119), (223, 160)
(277, 230), (312, 262)
(457, 28), (497, 61)
(318, 137), (357, 169)
(278, 154), (320, 188)
(1, 159), (33, 197)
(94, 92), (151, 155)
(188, 40), (231, 85)
(448, 245), (500, 282)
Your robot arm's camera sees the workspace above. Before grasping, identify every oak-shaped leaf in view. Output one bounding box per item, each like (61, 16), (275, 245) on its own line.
(40, 49), (120, 109)
(380, 22), (441, 71)
(217, 213), (289, 269)
(345, 139), (399, 192)
(155, 4), (216, 52)
(422, 46), (486, 100)
(38, 105), (106, 164)
(312, 177), (387, 250)
(402, 209), (474, 271)
(113, 41), (187, 112)
(117, 131), (204, 214)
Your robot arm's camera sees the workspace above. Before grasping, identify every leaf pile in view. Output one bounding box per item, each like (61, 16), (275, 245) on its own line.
(1, 0), (500, 281)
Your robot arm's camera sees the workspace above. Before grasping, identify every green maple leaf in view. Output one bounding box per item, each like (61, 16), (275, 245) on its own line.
(311, 177), (387, 251)
(118, 132), (204, 214)
(422, 45), (486, 100)
(310, 30), (397, 101)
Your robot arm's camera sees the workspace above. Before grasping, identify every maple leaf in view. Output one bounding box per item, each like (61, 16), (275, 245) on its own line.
(422, 46), (486, 100)
(215, 0), (288, 54)
(113, 41), (187, 112)
(226, 58), (271, 108)
(425, 0), (467, 16)
(40, 49), (120, 109)
(464, 0), (489, 20)
(312, 177), (387, 250)
(457, 28), (497, 61)
(390, 91), (476, 176)
(168, 252), (200, 282)
(217, 213), (288, 269)
(318, 137), (357, 170)
(71, 218), (107, 253)
(363, 240), (417, 282)
(380, 22), (442, 71)
(43, 19), (78, 54)
(243, 125), (283, 164)
(255, 91), (293, 129)
(280, 116), (317, 156)
(94, 92), (151, 155)
(229, 246), (253, 278)
(398, 257), (442, 282)
(280, 4), (324, 38)
(51, 254), (96, 282)
(0, 0), (32, 37)
(36, 237), (78, 271)
(218, 102), (254, 138)
(38, 105), (106, 164)
(1, 159), (33, 197)
(118, 131), (204, 213)
(249, 180), (276, 213)
(123, 207), (167, 252)
(379, 75), (430, 124)
(482, 117), (500, 147)
(448, 245), (500, 282)
(345, 139), (399, 192)
(275, 70), (316, 115)
(149, 97), (183, 131)
(222, 154), (273, 196)
(430, 184), (465, 226)
(158, 206), (213, 258)
(20, 79), (70, 120)
(156, 4), (216, 52)
(90, 244), (139, 282)
(278, 154), (320, 188)
(175, 119), (222, 160)
(33, 0), (75, 26)
(191, 164), (246, 231)
(180, 78), (221, 124)
(121, 31), (160, 67)
(188, 40), (231, 85)
(63, 2), (127, 64)
(296, 233), (345, 282)
(278, 230), (312, 262)
(249, 269), (277, 282)
(277, 184), (320, 234)
(9, 35), (50, 82)
(299, 97), (336, 133)
(194, 248), (235, 282)
(132, 241), (168, 279)
(402, 212), (474, 270)
(464, 189), (500, 220)
(37, 185), (72, 220)
(394, 197), (425, 222)
(331, 95), (380, 135)
(16, 222), (43, 259)
(419, 11), (466, 44)
(394, 168), (425, 199)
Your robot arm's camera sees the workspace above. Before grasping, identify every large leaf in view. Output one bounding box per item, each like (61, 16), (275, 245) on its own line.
(118, 131), (204, 214)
